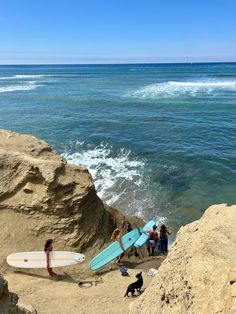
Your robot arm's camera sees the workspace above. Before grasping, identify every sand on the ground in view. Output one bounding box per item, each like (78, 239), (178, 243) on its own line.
(0, 207), (165, 313)
(3, 253), (165, 314)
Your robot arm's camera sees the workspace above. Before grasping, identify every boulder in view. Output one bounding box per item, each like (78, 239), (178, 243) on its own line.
(0, 129), (141, 257)
(0, 273), (36, 314)
(130, 204), (236, 314)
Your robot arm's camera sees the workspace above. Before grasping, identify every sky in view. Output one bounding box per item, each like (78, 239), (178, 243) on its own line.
(0, 0), (235, 64)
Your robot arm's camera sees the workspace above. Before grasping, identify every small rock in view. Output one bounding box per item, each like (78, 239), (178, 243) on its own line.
(18, 303), (37, 314)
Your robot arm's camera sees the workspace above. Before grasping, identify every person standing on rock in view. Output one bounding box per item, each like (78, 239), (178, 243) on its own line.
(111, 228), (125, 265)
(159, 224), (172, 253)
(44, 239), (58, 277)
(144, 225), (158, 256)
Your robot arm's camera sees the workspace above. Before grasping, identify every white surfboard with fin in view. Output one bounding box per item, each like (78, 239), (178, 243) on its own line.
(6, 251), (85, 268)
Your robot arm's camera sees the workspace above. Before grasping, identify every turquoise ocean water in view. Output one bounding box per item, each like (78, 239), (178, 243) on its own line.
(0, 63), (235, 233)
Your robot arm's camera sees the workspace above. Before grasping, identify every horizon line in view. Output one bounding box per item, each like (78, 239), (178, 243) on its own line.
(1, 61), (236, 66)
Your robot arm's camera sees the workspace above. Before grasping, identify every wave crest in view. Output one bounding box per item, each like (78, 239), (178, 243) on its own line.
(61, 142), (157, 217)
(130, 80), (236, 98)
(0, 83), (41, 93)
(15, 74), (51, 79)
(0, 74), (52, 80)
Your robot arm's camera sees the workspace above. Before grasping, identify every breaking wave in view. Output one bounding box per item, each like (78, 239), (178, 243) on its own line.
(0, 74), (52, 80)
(130, 80), (236, 98)
(61, 142), (159, 218)
(14, 74), (51, 79)
(0, 82), (41, 93)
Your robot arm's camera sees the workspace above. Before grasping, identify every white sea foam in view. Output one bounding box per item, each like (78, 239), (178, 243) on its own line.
(0, 74), (51, 80)
(15, 74), (51, 78)
(168, 81), (236, 87)
(0, 83), (41, 93)
(130, 80), (236, 98)
(62, 142), (159, 217)
(0, 77), (12, 80)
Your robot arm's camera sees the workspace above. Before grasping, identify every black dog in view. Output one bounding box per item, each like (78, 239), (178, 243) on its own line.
(124, 272), (143, 297)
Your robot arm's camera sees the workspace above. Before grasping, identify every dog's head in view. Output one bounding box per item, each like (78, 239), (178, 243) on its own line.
(135, 272), (142, 279)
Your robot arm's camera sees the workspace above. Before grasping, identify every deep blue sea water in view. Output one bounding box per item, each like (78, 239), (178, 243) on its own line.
(0, 63), (235, 233)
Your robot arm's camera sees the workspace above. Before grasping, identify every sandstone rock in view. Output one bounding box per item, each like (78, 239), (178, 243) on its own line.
(130, 204), (236, 314)
(0, 130), (141, 256)
(229, 267), (236, 285)
(231, 283), (236, 297)
(0, 273), (36, 314)
(0, 274), (8, 298)
(17, 303), (38, 314)
(229, 304), (236, 314)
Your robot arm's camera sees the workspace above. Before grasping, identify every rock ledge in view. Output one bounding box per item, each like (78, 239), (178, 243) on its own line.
(130, 204), (236, 314)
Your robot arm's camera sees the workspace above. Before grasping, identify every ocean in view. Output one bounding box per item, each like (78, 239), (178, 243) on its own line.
(0, 63), (235, 233)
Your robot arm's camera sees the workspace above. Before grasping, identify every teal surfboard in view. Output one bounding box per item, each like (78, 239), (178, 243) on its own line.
(89, 228), (142, 271)
(134, 220), (156, 248)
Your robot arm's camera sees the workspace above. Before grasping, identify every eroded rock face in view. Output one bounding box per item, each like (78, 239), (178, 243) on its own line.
(130, 204), (236, 314)
(0, 273), (36, 314)
(0, 129), (140, 252)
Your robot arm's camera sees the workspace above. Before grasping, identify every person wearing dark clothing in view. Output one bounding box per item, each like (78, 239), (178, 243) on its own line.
(159, 224), (171, 253)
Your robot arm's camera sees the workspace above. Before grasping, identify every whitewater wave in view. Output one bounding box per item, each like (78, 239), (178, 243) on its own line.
(130, 80), (236, 98)
(62, 142), (158, 218)
(15, 74), (51, 79)
(0, 74), (51, 80)
(0, 82), (41, 93)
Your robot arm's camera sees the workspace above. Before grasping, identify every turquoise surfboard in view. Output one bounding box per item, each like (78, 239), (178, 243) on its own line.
(134, 220), (156, 248)
(89, 228), (142, 271)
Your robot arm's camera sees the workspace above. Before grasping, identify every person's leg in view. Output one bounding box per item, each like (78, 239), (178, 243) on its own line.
(160, 237), (164, 253)
(147, 240), (151, 256)
(134, 247), (139, 258)
(164, 236), (168, 253)
(117, 252), (124, 264)
(149, 240), (155, 256)
(51, 268), (58, 276)
(47, 267), (54, 276)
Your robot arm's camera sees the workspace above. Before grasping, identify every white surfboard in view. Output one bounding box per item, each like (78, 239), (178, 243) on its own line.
(6, 251), (85, 268)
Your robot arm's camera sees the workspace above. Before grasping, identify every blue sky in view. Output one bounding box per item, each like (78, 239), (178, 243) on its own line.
(0, 0), (235, 64)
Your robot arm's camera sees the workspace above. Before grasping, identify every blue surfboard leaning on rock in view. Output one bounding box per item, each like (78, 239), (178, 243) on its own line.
(134, 220), (156, 248)
(89, 228), (142, 271)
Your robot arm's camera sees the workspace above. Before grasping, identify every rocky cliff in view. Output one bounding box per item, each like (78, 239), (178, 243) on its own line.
(0, 273), (36, 314)
(0, 129), (143, 314)
(0, 129), (141, 259)
(130, 204), (236, 314)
